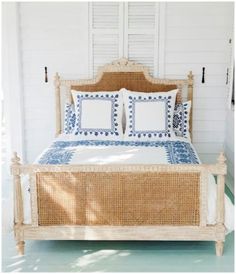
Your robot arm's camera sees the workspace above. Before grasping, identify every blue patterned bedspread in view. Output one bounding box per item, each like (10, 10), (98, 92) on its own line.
(37, 140), (199, 165)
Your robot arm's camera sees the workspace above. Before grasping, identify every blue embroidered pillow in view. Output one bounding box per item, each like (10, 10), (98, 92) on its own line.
(64, 103), (76, 134)
(71, 90), (123, 140)
(123, 88), (178, 141)
(173, 101), (191, 139)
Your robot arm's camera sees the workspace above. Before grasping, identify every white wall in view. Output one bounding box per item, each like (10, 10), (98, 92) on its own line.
(2, 3), (25, 163)
(164, 2), (233, 163)
(224, 108), (234, 179)
(4, 2), (234, 164)
(19, 2), (89, 162)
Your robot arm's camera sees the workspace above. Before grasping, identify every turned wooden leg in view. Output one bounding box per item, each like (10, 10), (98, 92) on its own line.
(16, 241), (25, 255)
(215, 241), (224, 256)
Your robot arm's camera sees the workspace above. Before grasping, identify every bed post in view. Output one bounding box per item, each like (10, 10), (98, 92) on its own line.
(54, 72), (61, 137)
(11, 152), (25, 255)
(215, 152), (227, 256)
(187, 71), (194, 139)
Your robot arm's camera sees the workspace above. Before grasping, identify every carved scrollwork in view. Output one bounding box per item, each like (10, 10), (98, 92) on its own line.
(111, 58), (135, 66)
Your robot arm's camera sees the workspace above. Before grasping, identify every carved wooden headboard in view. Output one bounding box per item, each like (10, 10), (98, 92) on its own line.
(54, 58), (194, 138)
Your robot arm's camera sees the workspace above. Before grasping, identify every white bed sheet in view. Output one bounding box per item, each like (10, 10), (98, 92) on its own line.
(21, 134), (234, 232)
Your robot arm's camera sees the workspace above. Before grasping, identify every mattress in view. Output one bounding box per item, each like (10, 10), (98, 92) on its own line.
(21, 134), (234, 231)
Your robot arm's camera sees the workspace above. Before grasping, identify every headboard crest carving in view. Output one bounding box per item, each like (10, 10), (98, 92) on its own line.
(54, 58), (194, 138)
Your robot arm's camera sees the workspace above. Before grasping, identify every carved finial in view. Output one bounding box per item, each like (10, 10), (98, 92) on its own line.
(188, 71), (194, 87)
(188, 71), (193, 80)
(54, 72), (60, 88)
(217, 152), (226, 164)
(12, 152), (20, 165)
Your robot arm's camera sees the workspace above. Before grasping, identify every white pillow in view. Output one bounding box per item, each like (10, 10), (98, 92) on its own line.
(71, 90), (123, 140)
(122, 88), (178, 141)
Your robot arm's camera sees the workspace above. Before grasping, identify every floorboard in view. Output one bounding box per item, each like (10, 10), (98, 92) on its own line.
(2, 232), (234, 272)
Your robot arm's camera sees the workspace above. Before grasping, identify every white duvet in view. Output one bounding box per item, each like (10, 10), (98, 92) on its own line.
(21, 134), (234, 232)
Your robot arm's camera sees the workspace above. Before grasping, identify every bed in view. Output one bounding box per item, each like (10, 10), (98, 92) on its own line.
(11, 58), (233, 256)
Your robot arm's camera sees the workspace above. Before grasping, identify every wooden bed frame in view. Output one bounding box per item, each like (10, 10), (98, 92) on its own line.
(11, 58), (227, 256)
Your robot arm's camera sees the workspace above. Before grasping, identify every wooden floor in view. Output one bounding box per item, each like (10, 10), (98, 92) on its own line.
(1, 231), (234, 272)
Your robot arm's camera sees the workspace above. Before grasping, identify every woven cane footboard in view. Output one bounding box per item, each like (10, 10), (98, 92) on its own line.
(36, 172), (200, 226)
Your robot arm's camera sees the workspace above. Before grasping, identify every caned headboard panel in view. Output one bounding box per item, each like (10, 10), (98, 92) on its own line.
(71, 72), (180, 101)
(54, 58), (194, 138)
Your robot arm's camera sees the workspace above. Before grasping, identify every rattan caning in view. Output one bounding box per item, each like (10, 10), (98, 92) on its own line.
(36, 171), (200, 226)
(71, 72), (182, 103)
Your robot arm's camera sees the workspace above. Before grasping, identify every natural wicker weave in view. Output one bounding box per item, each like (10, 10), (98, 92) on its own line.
(71, 72), (182, 103)
(36, 171), (200, 226)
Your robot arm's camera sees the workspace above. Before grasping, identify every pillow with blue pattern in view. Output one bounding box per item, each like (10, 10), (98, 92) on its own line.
(122, 88), (178, 141)
(71, 90), (123, 140)
(64, 103), (76, 134)
(173, 101), (191, 140)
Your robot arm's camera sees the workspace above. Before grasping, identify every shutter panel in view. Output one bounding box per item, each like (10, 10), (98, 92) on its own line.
(90, 2), (158, 76)
(91, 2), (121, 76)
(93, 34), (119, 74)
(93, 2), (120, 29)
(126, 2), (157, 75)
(128, 34), (155, 74)
(128, 2), (156, 29)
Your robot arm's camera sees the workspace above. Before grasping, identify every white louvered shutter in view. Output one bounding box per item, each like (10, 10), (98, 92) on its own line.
(91, 2), (122, 76)
(125, 2), (157, 76)
(90, 2), (158, 76)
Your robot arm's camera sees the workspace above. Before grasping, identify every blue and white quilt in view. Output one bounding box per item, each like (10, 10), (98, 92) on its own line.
(36, 137), (199, 165)
(30, 135), (234, 231)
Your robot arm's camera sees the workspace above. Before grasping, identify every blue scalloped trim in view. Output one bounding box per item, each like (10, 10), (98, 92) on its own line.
(126, 94), (173, 139)
(74, 93), (120, 137)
